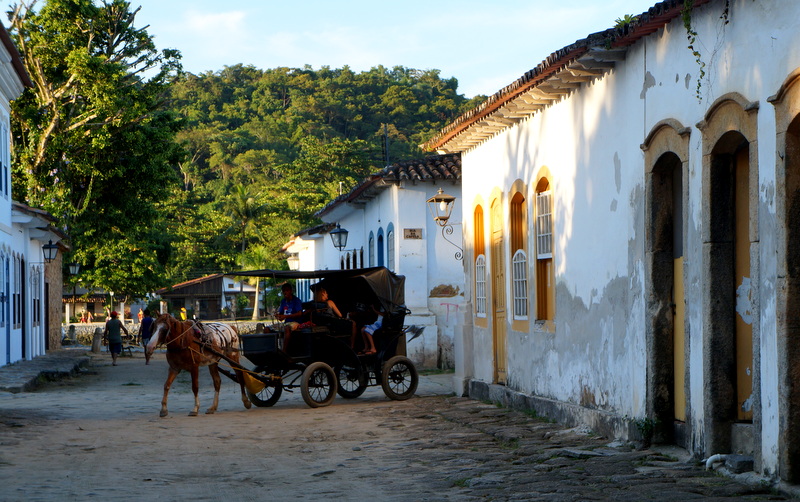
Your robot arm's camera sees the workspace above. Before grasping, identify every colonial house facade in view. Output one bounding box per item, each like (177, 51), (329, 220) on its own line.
(424, 0), (800, 482)
(284, 154), (464, 369)
(0, 25), (66, 368)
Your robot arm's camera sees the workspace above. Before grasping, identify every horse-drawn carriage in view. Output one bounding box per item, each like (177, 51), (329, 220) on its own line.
(233, 267), (422, 408)
(146, 267), (422, 416)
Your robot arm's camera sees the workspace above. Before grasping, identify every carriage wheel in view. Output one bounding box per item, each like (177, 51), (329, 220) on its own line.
(301, 362), (337, 408)
(246, 367), (283, 407)
(336, 364), (367, 399)
(381, 356), (418, 401)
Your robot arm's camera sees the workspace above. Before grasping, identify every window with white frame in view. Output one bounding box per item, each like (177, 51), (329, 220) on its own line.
(475, 254), (487, 317)
(536, 191), (553, 259)
(512, 249), (528, 319)
(387, 228), (395, 271)
(31, 267), (41, 327)
(13, 256), (20, 329)
(369, 233), (375, 267)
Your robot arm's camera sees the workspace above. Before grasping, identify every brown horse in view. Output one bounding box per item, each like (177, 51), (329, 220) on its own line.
(146, 314), (251, 417)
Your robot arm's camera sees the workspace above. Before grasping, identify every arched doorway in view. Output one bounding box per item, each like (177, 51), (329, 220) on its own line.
(644, 120), (691, 446)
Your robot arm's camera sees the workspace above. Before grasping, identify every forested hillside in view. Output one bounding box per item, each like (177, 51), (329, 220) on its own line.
(162, 64), (483, 282)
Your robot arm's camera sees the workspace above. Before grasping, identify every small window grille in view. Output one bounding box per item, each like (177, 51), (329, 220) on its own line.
(512, 250), (528, 319)
(475, 255), (487, 317)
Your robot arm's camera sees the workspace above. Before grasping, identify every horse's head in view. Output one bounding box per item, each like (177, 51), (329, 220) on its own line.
(146, 313), (175, 357)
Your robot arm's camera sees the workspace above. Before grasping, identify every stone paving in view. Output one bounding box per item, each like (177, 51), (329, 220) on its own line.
(389, 397), (793, 500)
(0, 348), (90, 393)
(2, 347), (799, 500)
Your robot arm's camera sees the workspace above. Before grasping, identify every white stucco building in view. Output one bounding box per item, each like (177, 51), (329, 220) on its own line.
(0, 25), (66, 367)
(424, 0), (800, 483)
(284, 154), (464, 369)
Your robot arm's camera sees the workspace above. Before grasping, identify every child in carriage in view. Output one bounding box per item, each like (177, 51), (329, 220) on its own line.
(359, 303), (385, 355)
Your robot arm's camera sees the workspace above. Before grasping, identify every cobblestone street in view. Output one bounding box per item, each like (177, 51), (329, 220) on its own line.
(0, 349), (792, 501)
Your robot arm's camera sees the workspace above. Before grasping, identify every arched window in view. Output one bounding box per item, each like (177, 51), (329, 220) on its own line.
(474, 205), (486, 317)
(377, 228), (384, 267)
(510, 188), (528, 320)
(387, 223), (395, 271)
(475, 254), (487, 317)
(512, 250), (528, 319)
(368, 232), (375, 267)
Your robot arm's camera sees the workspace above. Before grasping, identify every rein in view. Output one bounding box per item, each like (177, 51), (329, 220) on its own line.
(161, 320), (198, 353)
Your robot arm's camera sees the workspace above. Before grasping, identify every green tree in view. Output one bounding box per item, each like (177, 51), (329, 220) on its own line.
(225, 184), (268, 267)
(164, 64), (484, 282)
(9, 0), (184, 296)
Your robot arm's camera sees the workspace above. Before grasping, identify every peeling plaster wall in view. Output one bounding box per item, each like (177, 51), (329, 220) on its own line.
(458, 0), (800, 473)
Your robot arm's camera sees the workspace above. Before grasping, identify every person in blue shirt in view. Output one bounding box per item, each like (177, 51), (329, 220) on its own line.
(276, 283), (303, 352)
(138, 309), (155, 365)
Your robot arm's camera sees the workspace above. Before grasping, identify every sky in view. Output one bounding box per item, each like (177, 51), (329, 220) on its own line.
(131, 0), (660, 98)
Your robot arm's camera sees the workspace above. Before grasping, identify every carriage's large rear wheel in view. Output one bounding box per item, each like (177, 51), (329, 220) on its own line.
(336, 364), (367, 399)
(301, 362), (337, 408)
(246, 366), (283, 407)
(381, 356), (418, 401)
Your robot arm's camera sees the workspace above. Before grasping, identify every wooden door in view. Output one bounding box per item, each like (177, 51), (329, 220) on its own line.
(490, 199), (507, 384)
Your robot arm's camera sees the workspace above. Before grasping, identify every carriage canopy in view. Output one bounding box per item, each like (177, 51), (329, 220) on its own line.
(226, 267), (405, 313)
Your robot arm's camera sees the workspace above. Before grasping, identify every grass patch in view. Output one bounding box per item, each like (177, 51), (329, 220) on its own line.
(499, 438), (520, 450)
(452, 478), (470, 488)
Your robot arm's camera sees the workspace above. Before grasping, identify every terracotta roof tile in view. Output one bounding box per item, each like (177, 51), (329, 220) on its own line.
(422, 0), (713, 153)
(315, 153), (461, 218)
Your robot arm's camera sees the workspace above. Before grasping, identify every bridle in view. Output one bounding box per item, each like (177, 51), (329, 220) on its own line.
(155, 317), (196, 353)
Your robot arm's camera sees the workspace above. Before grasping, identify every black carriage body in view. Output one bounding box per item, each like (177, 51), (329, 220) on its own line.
(229, 267), (418, 407)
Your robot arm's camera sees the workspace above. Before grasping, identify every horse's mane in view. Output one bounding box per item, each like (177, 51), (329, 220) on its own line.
(156, 314), (196, 351)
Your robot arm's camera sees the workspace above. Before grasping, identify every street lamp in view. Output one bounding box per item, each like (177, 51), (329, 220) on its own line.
(42, 240), (59, 263)
(427, 188), (456, 226)
(329, 224), (349, 251)
(426, 188), (462, 261)
(286, 253), (300, 271)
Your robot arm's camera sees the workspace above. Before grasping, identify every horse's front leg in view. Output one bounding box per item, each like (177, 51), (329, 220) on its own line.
(160, 368), (180, 418)
(206, 364), (221, 415)
(189, 365), (200, 416)
(236, 368), (252, 410)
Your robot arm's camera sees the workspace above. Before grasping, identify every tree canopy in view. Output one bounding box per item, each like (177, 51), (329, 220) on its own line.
(9, 1), (485, 295)
(162, 64), (482, 283)
(9, 0), (183, 299)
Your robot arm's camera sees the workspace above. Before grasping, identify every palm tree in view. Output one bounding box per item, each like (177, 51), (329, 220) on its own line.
(242, 245), (271, 320)
(225, 185), (268, 269)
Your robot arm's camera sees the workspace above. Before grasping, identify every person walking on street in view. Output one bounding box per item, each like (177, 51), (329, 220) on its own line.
(138, 309), (155, 365)
(103, 311), (129, 366)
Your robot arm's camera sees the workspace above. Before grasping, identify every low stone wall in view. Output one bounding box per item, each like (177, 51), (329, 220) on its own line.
(62, 320), (273, 346)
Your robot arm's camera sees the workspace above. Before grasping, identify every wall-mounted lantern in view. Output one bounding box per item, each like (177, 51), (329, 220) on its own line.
(42, 240), (59, 263)
(286, 253), (300, 271)
(426, 188), (456, 226)
(330, 224), (349, 251)
(426, 188), (462, 260)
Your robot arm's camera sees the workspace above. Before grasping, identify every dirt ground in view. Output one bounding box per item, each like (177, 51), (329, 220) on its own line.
(0, 349), (462, 501)
(0, 350), (789, 501)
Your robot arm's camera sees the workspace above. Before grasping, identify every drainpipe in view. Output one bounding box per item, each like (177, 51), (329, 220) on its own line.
(705, 453), (729, 470)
